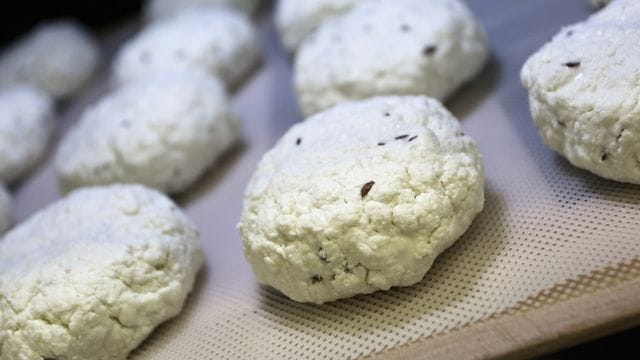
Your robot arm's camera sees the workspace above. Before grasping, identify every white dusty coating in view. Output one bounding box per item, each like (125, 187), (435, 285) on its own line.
(144, 0), (261, 19)
(276, 0), (363, 52)
(114, 6), (259, 87)
(293, 0), (488, 117)
(0, 20), (99, 100)
(0, 183), (12, 233)
(0, 85), (53, 184)
(0, 185), (203, 360)
(239, 96), (485, 304)
(521, 0), (640, 184)
(56, 72), (238, 194)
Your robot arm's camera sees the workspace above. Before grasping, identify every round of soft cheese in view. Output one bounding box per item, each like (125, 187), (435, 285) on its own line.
(0, 184), (203, 359)
(55, 72), (237, 194)
(275, 0), (362, 52)
(293, 0), (488, 117)
(0, 183), (12, 233)
(144, 0), (261, 19)
(0, 20), (100, 100)
(114, 6), (259, 87)
(521, 0), (640, 184)
(0, 85), (53, 183)
(239, 96), (485, 304)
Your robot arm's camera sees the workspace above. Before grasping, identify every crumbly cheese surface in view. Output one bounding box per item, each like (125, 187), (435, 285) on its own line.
(521, 0), (640, 183)
(145, 0), (261, 19)
(0, 85), (53, 183)
(0, 183), (12, 234)
(239, 96), (484, 304)
(55, 72), (237, 194)
(114, 6), (259, 87)
(293, 0), (488, 116)
(0, 21), (99, 100)
(0, 184), (203, 360)
(275, 0), (363, 52)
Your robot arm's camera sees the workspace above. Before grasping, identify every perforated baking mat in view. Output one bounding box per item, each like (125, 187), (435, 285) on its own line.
(11, 0), (640, 359)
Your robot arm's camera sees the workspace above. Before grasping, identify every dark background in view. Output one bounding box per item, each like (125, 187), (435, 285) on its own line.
(0, 1), (143, 47)
(0, 0), (637, 358)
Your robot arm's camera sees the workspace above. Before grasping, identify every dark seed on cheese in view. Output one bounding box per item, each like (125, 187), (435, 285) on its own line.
(423, 45), (437, 56)
(564, 61), (581, 68)
(395, 134), (409, 140)
(296, 138), (302, 145)
(409, 135), (418, 142)
(361, 181), (375, 198)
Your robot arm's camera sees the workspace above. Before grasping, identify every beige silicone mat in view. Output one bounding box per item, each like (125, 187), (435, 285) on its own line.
(11, 0), (640, 359)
